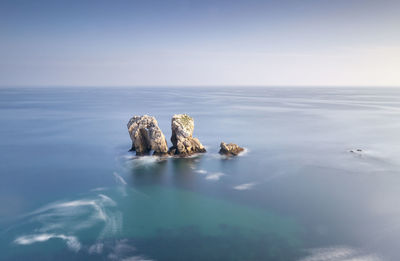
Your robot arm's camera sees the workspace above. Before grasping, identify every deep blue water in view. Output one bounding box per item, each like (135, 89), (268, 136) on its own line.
(1, 87), (400, 260)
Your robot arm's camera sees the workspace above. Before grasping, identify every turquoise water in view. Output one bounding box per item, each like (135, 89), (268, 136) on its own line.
(1, 87), (400, 260)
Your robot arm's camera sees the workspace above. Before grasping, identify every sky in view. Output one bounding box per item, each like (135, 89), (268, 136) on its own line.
(0, 0), (399, 87)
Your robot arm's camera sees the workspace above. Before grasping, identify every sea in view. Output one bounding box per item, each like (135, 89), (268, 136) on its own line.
(1, 87), (400, 261)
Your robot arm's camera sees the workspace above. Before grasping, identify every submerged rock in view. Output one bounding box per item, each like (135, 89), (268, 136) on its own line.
(169, 114), (206, 156)
(349, 148), (364, 156)
(127, 115), (168, 156)
(219, 142), (244, 156)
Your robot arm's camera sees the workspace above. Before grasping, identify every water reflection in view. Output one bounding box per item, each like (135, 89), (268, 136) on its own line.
(170, 156), (203, 188)
(127, 156), (168, 187)
(126, 153), (206, 190)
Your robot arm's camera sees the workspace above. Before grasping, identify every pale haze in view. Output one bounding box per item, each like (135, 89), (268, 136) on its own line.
(1, 0), (399, 87)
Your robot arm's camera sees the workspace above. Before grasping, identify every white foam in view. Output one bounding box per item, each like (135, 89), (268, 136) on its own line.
(99, 211), (123, 239)
(95, 203), (107, 221)
(20, 193), (121, 240)
(205, 172), (225, 181)
(234, 182), (255, 190)
(195, 169), (207, 174)
(113, 172), (127, 185)
(237, 147), (249, 157)
(299, 246), (382, 261)
(120, 151), (136, 160)
(99, 194), (116, 206)
(50, 195), (115, 222)
(107, 239), (138, 260)
(132, 156), (161, 167)
(55, 199), (97, 208)
(14, 233), (81, 252)
(91, 187), (108, 192)
(88, 242), (104, 254)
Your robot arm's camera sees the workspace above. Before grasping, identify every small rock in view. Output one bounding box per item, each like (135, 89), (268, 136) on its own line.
(168, 114), (206, 156)
(127, 115), (168, 156)
(219, 142), (244, 156)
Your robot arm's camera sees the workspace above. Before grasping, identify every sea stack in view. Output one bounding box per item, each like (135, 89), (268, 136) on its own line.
(127, 115), (169, 156)
(169, 114), (206, 156)
(219, 142), (244, 156)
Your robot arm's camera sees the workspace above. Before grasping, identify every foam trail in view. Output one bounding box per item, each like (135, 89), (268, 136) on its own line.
(99, 211), (123, 239)
(105, 239), (155, 261)
(113, 172), (127, 185)
(122, 154), (135, 160)
(55, 200), (98, 208)
(11, 193), (125, 253)
(52, 195), (115, 222)
(91, 187), (107, 192)
(98, 194), (116, 205)
(22, 194), (117, 234)
(234, 182), (256, 190)
(205, 172), (225, 181)
(88, 243), (104, 254)
(237, 148), (249, 157)
(195, 169), (207, 174)
(131, 156), (161, 167)
(113, 172), (128, 197)
(299, 246), (382, 261)
(14, 233), (81, 252)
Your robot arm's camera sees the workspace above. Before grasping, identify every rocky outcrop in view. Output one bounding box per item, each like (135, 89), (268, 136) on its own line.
(127, 115), (168, 156)
(168, 114), (206, 156)
(219, 142), (244, 156)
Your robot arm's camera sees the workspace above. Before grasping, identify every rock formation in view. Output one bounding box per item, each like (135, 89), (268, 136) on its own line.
(219, 142), (244, 156)
(127, 115), (168, 156)
(169, 114), (206, 156)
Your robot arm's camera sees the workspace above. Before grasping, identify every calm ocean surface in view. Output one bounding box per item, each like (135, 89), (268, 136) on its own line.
(1, 87), (400, 261)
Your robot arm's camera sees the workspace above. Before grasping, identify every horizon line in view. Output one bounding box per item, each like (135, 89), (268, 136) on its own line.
(1, 85), (400, 89)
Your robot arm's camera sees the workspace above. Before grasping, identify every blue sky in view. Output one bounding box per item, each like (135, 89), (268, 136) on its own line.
(0, 0), (399, 87)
